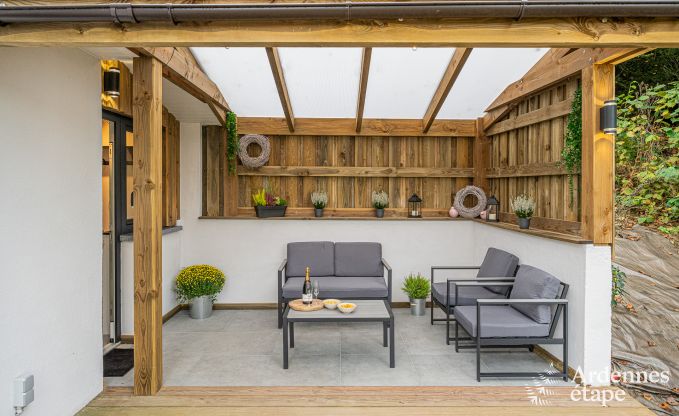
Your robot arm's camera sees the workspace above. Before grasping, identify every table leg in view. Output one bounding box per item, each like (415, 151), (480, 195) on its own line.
(389, 317), (395, 368)
(383, 321), (388, 347)
(283, 317), (289, 369)
(290, 322), (295, 348)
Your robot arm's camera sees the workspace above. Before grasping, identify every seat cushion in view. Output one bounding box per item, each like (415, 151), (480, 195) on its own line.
(334, 242), (383, 277)
(477, 247), (519, 295)
(432, 282), (504, 307)
(509, 265), (562, 324)
(282, 276), (388, 299)
(455, 305), (550, 338)
(286, 241), (335, 277)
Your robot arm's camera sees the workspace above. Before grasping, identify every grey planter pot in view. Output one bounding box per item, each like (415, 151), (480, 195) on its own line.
(255, 205), (287, 218)
(375, 208), (385, 218)
(410, 298), (426, 316)
(190, 295), (213, 319)
(518, 217), (531, 229)
(314, 208), (324, 217)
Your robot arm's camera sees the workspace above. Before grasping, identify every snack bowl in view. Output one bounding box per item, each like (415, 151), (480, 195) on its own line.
(337, 302), (357, 314)
(323, 299), (341, 310)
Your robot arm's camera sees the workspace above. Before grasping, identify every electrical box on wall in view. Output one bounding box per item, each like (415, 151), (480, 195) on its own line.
(14, 373), (34, 414)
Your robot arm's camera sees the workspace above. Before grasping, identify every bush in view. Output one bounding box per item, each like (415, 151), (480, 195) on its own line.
(176, 265), (226, 303)
(402, 273), (430, 300)
(611, 266), (627, 307)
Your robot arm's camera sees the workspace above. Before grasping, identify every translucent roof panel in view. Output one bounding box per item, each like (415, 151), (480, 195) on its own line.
(278, 48), (362, 118)
(363, 48), (454, 119)
(191, 47), (283, 117)
(438, 48), (548, 119)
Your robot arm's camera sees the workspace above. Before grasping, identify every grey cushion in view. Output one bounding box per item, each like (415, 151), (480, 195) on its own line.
(334, 242), (383, 277)
(509, 265), (562, 324)
(455, 305), (550, 338)
(282, 276), (388, 299)
(477, 247), (519, 295)
(286, 241), (335, 277)
(432, 282), (504, 306)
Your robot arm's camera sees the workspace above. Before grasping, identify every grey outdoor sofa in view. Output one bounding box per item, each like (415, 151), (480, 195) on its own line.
(430, 247), (520, 343)
(454, 264), (569, 382)
(277, 241), (392, 328)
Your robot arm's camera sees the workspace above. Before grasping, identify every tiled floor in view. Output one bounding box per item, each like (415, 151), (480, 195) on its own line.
(105, 308), (573, 387)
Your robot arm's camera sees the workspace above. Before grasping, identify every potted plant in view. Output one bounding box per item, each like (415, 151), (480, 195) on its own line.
(252, 188), (288, 218)
(402, 273), (430, 316)
(371, 190), (389, 218)
(175, 265), (226, 319)
(510, 194), (535, 229)
(311, 190), (328, 217)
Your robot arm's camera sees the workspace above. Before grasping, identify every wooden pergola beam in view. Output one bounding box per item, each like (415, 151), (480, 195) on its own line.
(355, 47), (372, 133)
(131, 47), (230, 125)
(265, 47), (295, 132)
(132, 55), (163, 396)
(422, 48), (472, 133)
(3, 18), (679, 47)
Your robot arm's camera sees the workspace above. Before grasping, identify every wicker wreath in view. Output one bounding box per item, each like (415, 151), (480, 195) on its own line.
(453, 186), (487, 219)
(238, 134), (271, 168)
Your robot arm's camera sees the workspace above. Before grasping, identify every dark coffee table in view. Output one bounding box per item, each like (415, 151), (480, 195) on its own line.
(282, 299), (395, 369)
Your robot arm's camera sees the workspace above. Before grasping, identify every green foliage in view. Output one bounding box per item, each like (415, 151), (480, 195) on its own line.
(616, 49), (679, 94)
(510, 194), (535, 218)
(252, 187), (287, 207)
(371, 190), (389, 209)
(561, 87), (582, 207)
(175, 265), (226, 303)
(226, 112), (239, 176)
(611, 266), (627, 307)
(401, 273), (430, 300)
(616, 82), (679, 235)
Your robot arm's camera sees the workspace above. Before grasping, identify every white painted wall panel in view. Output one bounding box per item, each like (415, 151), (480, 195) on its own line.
(0, 47), (103, 416)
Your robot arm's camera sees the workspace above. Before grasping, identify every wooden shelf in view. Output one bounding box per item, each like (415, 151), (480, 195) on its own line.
(200, 216), (466, 221)
(473, 219), (591, 244)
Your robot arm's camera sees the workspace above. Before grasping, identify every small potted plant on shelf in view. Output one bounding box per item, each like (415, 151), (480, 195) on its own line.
(175, 265), (226, 319)
(510, 194), (535, 229)
(372, 190), (389, 218)
(311, 190), (328, 218)
(402, 273), (430, 316)
(252, 188), (288, 218)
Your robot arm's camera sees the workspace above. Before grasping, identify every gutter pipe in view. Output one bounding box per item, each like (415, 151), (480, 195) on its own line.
(1, 1), (679, 25)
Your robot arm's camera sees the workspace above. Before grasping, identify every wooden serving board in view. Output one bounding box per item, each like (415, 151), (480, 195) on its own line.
(289, 299), (324, 312)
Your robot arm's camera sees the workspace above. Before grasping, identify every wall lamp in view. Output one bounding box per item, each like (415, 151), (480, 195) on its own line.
(600, 99), (617, 135)
(103, 67), (120, 98)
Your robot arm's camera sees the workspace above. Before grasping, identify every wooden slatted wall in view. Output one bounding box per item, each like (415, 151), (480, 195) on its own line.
(202, 127), (475, 218)
(162, 108), (180, 227)
(485, 78), (581, 235)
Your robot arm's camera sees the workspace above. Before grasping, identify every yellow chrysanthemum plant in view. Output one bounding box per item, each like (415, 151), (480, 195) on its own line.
(175, 265), (226, 304)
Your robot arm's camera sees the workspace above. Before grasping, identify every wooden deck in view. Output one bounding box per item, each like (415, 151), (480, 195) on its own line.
(78, 386), (654, 415)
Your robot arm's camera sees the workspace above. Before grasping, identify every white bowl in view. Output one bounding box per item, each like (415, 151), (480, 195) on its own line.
(323, 299), (341, 310)
(338, 302), (357, 314)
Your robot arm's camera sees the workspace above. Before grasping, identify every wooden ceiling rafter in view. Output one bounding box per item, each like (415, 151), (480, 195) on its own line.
(265, 46), (295, 133)
(422, 47), (472, 133)
(355, 47), (372, 133)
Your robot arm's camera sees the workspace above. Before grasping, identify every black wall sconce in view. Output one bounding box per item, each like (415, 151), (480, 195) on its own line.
(104, 67), (120, 97)
(600, 99), (617, 135)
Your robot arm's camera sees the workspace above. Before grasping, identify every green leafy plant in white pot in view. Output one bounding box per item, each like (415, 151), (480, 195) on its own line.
(372, 190), (389, 218)
(402, 273), (431, 316)
(176, 265), (226, 319)
(510, 194), (536, 229)
(311, 190), (328, 217)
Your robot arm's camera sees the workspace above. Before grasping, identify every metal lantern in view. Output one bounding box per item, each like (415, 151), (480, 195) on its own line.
(104, 67), (121, 97)
(408, 193), (422, 218)
(486, 195), (500, 222)
(600, 99), (617, 135)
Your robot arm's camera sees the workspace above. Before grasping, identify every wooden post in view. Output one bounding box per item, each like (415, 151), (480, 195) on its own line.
(133, 55), (163, 395)
(581, 64), (615, 244)
(473, 117), (490, 192)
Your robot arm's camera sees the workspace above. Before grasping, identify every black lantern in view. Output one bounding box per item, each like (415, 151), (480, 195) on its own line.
(104, 67), (121, 97)
(486, 195), (500, 222)
(408, 193), (422, 218)
(600, 99), (617, 135)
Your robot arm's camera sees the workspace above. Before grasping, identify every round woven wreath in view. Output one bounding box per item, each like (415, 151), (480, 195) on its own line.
(453, 185), (487, 219)
(238, 134), (271, 168)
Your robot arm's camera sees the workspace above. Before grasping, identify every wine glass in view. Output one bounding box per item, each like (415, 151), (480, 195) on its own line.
(312, 280), (320, 300)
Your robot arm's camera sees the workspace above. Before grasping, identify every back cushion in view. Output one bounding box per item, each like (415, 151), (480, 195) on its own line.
(510, 265), (562, 324)
(478, 247), (519, 295)
(286, 241), (335, 277)
(335, 242), (383, 277)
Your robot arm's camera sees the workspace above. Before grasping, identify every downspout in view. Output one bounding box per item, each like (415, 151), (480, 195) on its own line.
(1, 1), (679, 24)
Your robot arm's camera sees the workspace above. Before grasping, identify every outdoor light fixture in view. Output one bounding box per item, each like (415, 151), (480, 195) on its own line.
(486, 195), (500, 222)
(600, 99), (617, 135)
(408, 193), (422, 218)
(104, 68), (120, 98)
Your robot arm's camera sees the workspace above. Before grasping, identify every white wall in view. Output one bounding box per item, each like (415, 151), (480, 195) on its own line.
(120, 232), (183, 335)
(0, 48), (103, 416)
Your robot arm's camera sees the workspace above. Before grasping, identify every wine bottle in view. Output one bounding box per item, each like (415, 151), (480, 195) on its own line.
(302, 266), (312, 305)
